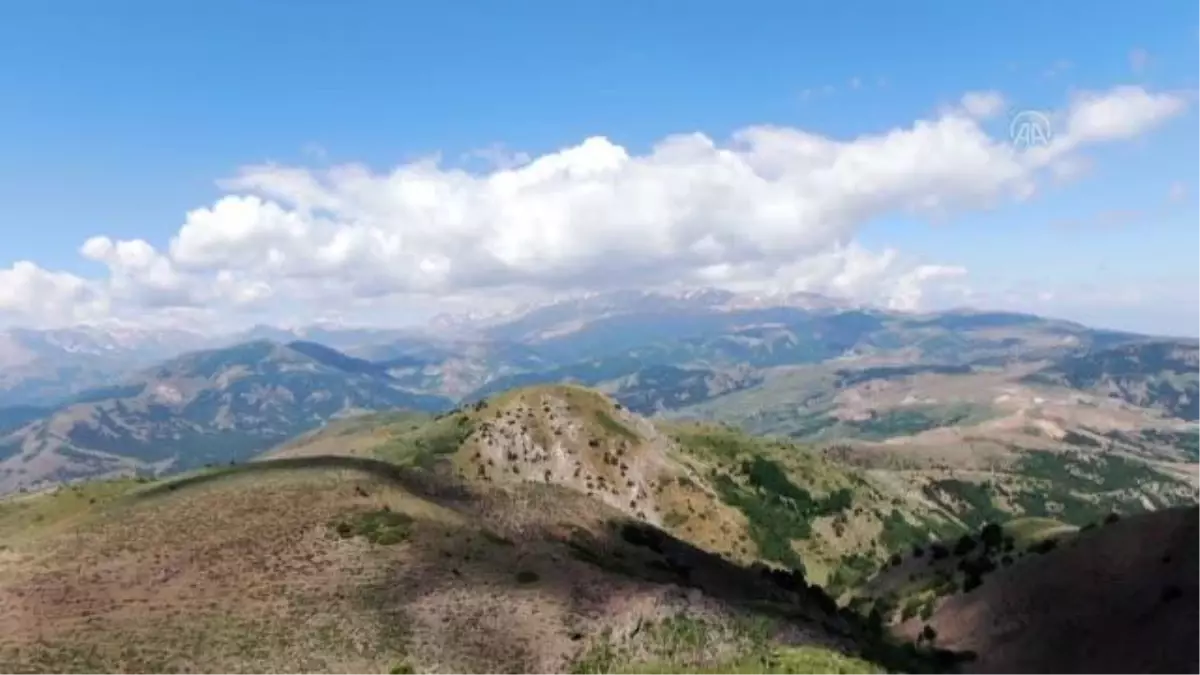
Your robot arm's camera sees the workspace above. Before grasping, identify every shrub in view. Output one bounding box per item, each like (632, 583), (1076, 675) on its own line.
(1028, 538), (1058, 555)
(1103, 512), (1121, 525)
(912, 545), (925, 558)
(390, 662), (414, 674)
(953, 534), (977, 556)
(866, 609), (885, 637)
(921, 624), (937, 643)
(332, 509), (414, 545)
(962, 573), (983, 593)
(516, 570), (540, 584)
(979, 522), (1003, 551)
(930, 543), (950, 560)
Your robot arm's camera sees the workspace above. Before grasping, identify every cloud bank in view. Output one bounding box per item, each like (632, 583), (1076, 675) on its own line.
(0, 85), (1189, 331)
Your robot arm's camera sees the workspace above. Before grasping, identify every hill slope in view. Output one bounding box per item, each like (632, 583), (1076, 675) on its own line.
(1025, 340), (1199, 421)
(897, 506), (1199, 673)
(272, 385), (972, 577)
(0, 456), (945, 673)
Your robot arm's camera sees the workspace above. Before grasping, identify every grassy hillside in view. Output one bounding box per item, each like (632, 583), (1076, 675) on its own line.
(0, 456), (967, 674)
(272, 385), (975, 584)
(2, 383), (1195, 673)
(269, 385), (1197, 595)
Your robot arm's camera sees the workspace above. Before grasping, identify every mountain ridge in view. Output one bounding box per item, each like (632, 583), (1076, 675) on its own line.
(0, 339), (453, 494)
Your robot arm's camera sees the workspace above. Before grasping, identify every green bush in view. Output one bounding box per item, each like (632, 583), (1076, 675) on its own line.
(979, 523), (1003, 551)
(713, 459), (851, 568)
(331, 508), (414, 545)
(952, 534), (977, 556)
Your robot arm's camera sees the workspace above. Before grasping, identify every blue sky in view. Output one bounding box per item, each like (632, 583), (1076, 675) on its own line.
(0, 0), (1196, 335)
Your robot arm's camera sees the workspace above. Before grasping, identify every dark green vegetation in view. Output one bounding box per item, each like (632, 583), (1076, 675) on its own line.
(848, 518), (1070, 627)
(922, 480), (1010, 530)
(841, 405), (984, 441)
(713, 457), (853, 567)
(906, 448), (1198, 538)
(1027, 340), (1199, 421)
(375, 413), (476, 468)
(734, 404), (988, 443)
(1110, 428), (1200, 461)
(1011, 449), (1186, 524)
(331, 508), (414, 545)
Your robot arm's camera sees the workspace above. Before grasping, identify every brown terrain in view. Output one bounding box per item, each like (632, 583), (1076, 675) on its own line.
(898, 506), (1200, 674)
(0, 452), (881, 673)
(0, 385), (988, 673)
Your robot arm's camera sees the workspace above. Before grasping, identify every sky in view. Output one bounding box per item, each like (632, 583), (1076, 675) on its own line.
(0, 0), (1197, 336)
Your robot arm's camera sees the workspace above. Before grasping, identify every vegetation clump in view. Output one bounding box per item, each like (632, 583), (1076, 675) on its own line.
(331, 508), (414, 545)
(713, 457), (852, 567)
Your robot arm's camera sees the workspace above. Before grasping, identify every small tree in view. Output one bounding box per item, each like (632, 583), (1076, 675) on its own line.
(979, 523), (1003, 551)
(953, 534), (977, 556)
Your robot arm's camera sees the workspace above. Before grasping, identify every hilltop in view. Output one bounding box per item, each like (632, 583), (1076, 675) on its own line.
(271, 385), (953, 578)
(270, 385), (1198, 591)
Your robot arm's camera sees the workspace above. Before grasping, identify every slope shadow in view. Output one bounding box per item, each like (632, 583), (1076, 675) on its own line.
(136, 455), (971, 673)
(134, 454), (471, 503)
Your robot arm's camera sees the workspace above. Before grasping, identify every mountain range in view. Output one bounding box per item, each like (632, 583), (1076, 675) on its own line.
(0, 288), (1196, 495)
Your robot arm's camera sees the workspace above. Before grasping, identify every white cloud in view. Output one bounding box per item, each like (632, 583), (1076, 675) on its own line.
(1058, 86), (1187, 146)
(0, 262), (108, 327)
(0, 85), (1190, 331)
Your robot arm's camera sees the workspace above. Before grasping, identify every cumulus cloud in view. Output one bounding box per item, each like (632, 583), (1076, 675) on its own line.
(0, 262), (108, 327)
(0, 85), (1190, 330)
(1058, 86), (1187, 145)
